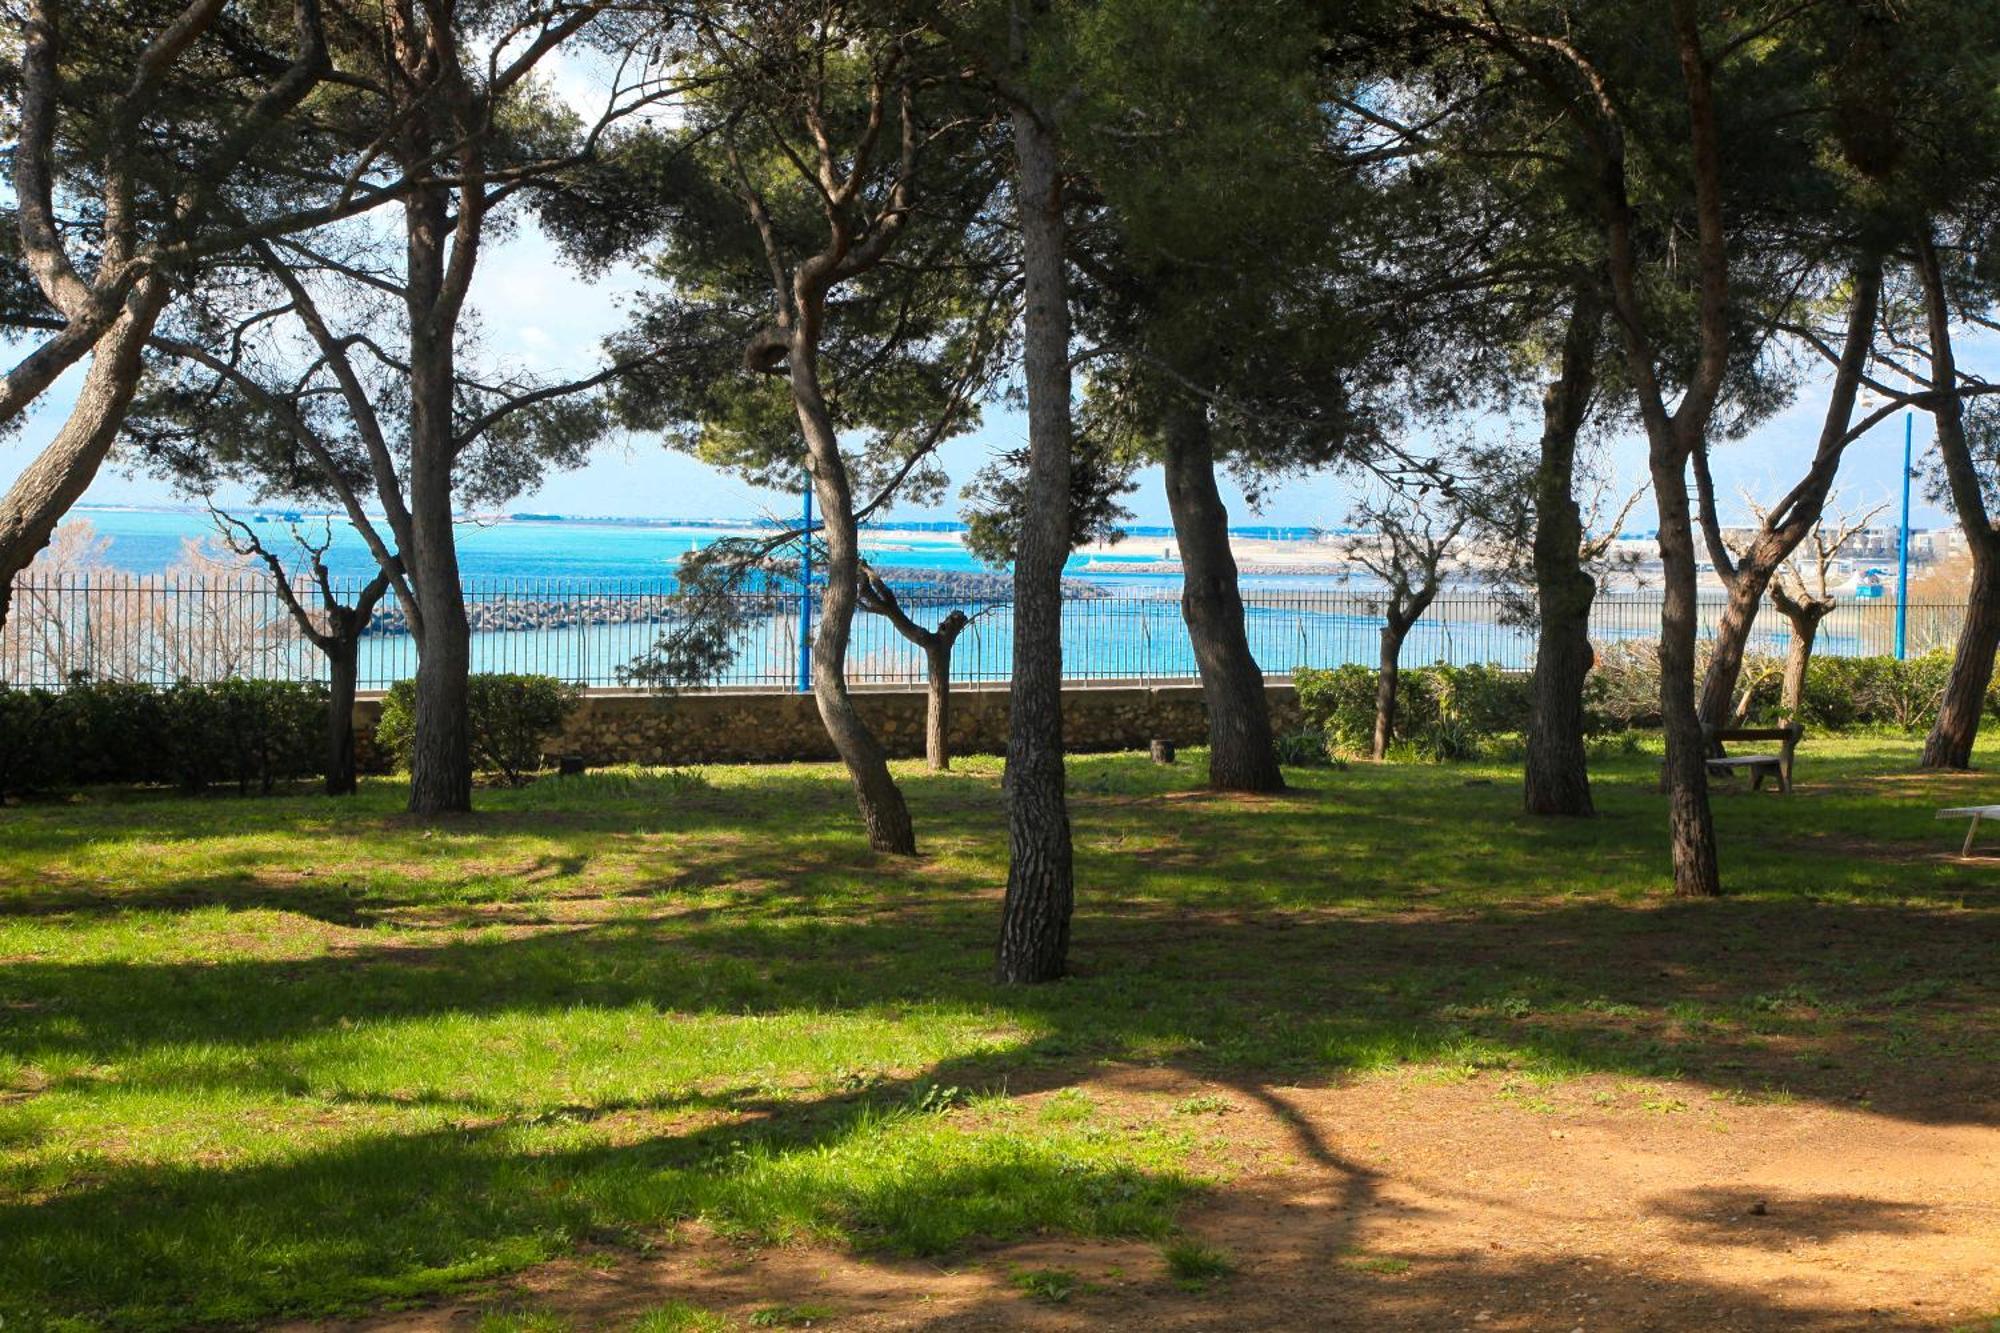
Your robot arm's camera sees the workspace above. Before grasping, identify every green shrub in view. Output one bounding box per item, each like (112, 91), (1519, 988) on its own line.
(1273, 728), (1335, 767)
(0, 678), (323, 797)
(215, 678), (324, 793)
(61, 677), (170, 785)
(1295, 647), (1972, 755)
(0, 685), (68, 796)
(1427, 662), (1531, 739)
(1291, 664), (1378, 753)
(1295, 662), (1531, 759)
(1585, 641), (1661, 731)
(1798, 650), (1952, 733)
(1413, 714), (1479, 763)
(376, 673), (581, 785)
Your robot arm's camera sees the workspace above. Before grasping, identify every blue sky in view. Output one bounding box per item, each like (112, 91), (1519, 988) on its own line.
(0, 218), (1971, 537)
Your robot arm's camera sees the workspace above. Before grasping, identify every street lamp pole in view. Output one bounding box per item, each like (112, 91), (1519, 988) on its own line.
(799, 477), (814, 694)
(1896, 410), (1911, 661)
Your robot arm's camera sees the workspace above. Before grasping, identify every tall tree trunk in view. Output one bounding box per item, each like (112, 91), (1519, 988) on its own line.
(326, 641), (360, 796)
(0, 278), (169, 629)
(1651, 455), (1721, 896)
(1915, 232), (1999, 769)
(995, 89), (1074, 986)
(1524, 285), (1605, 816)
(1595, 0), (1723, 898)
(403, 185), (473, 816)
(408, 595), (472, 813)
(1373, 623), (1404, 762)
(1160, 395), (1283, 791)
(925, 638), (953, 772)
(1925, 557), (2000, 768)
(796, 371), (916, 853)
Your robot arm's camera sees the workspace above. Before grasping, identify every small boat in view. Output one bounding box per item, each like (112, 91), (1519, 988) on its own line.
(1840, 568), (1890, 600)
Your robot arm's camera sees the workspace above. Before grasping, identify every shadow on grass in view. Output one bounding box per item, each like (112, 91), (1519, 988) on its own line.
(4, 892), (1994, 1122)
(0, 1034), (1199, 1328)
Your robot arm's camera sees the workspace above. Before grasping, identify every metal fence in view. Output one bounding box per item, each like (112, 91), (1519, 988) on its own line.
(0, 574), (1970, 691)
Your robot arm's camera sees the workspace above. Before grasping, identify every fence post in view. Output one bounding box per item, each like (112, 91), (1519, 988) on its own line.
(797, 484), (813, 694)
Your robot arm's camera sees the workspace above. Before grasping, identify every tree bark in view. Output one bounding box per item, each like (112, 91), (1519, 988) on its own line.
(1926, 558), (2000, 768)
(1587, 0), (1724, 898)
(408, 595), (472, 813)
(403, 176), (474, 816)
(925, 637), (953, 771)
(1524, 285), (1605, 816)
(995, 87), (1074, 986)
(1373, 623), (1406, 762)
(1696, 569), (1772, 729)
(1651, 454), (1721, 896)
(327, 642), (361, 796)
(794, 359), (917, 853)
(1160, 395), (1283, 791)
(0, 278), (170, 629)
(1915, 231), (2000, 769)
(1771, 588), (1827, 720)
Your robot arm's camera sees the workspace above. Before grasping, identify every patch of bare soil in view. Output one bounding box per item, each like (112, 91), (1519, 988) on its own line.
(288, 1065), (2000, 1333)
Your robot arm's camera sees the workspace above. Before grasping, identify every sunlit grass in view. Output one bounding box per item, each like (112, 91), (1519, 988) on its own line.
(0, 735), (1993, 1327)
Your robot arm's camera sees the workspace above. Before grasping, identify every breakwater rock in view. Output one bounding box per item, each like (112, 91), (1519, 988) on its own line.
(359, 570), (1109, 637)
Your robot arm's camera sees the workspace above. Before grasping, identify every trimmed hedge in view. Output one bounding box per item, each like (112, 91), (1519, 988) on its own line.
(375, 672), (580, 786)
(1293, 648), (1979, 760)
(1293, 662), (1531, 758)
(0, 677), (325, 798)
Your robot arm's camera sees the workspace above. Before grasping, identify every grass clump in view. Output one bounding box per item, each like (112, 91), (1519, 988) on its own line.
(1011, 1267), (1081, 1303)
(1163, 1240), (1235, 1291)
(630, 1302), (733, 1333)
(748, 1302), (836, 1326)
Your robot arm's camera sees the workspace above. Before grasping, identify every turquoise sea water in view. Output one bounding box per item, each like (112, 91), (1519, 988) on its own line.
(58, 506), (1220, 589)
(21, 508), (1908, 690)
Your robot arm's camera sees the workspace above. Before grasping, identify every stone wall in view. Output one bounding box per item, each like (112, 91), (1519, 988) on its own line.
(353, 680), (1302, 768)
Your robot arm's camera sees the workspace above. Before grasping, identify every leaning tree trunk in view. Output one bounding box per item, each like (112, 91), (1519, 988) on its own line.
(995, 91), (1075, 986)
(1770, 586), (1829, 721)
(1372, 623), (1406, 762)
(0, 277), (168, 630)
(1160, 396), (1283, 791)
(925, 638), (954, 772)
(1696, 568), (1775, 730)
(793, 362), (916, 853)
(1524, 285), (1605, 816)
(1924, 554), (2000, 769)
(1916, 232), (1999, 770)
(1696, 257), (1878, 735)
(1651, 454), (1722, 897)
(326, 641), (362, 796)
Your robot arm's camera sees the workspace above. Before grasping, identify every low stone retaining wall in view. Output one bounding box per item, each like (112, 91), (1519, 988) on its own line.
(354, 680), (1302, 768)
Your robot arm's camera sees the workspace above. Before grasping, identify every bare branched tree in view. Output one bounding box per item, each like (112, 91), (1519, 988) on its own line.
(210, 513), (391, 795)
(1761, 494), (1889, 720)
(1347, 489), (1467, 761)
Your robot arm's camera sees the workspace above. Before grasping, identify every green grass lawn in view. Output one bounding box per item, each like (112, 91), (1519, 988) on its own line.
(0, 737), (1994, 1329)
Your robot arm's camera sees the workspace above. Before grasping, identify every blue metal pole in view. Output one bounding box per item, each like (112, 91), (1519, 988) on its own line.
(798, 478), (814, 693)
(1896, 411), (1911, 661)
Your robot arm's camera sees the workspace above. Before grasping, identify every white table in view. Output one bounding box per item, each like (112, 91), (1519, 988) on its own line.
(1937, 805), (2000, 857)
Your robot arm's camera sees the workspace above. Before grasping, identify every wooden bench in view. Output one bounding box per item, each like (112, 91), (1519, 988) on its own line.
(1937, 804), (2000, 857)
(1703, 724), (1802, 793)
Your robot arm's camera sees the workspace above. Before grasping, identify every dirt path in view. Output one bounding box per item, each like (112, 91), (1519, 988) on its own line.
(293, 1067), (2000, 1332)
